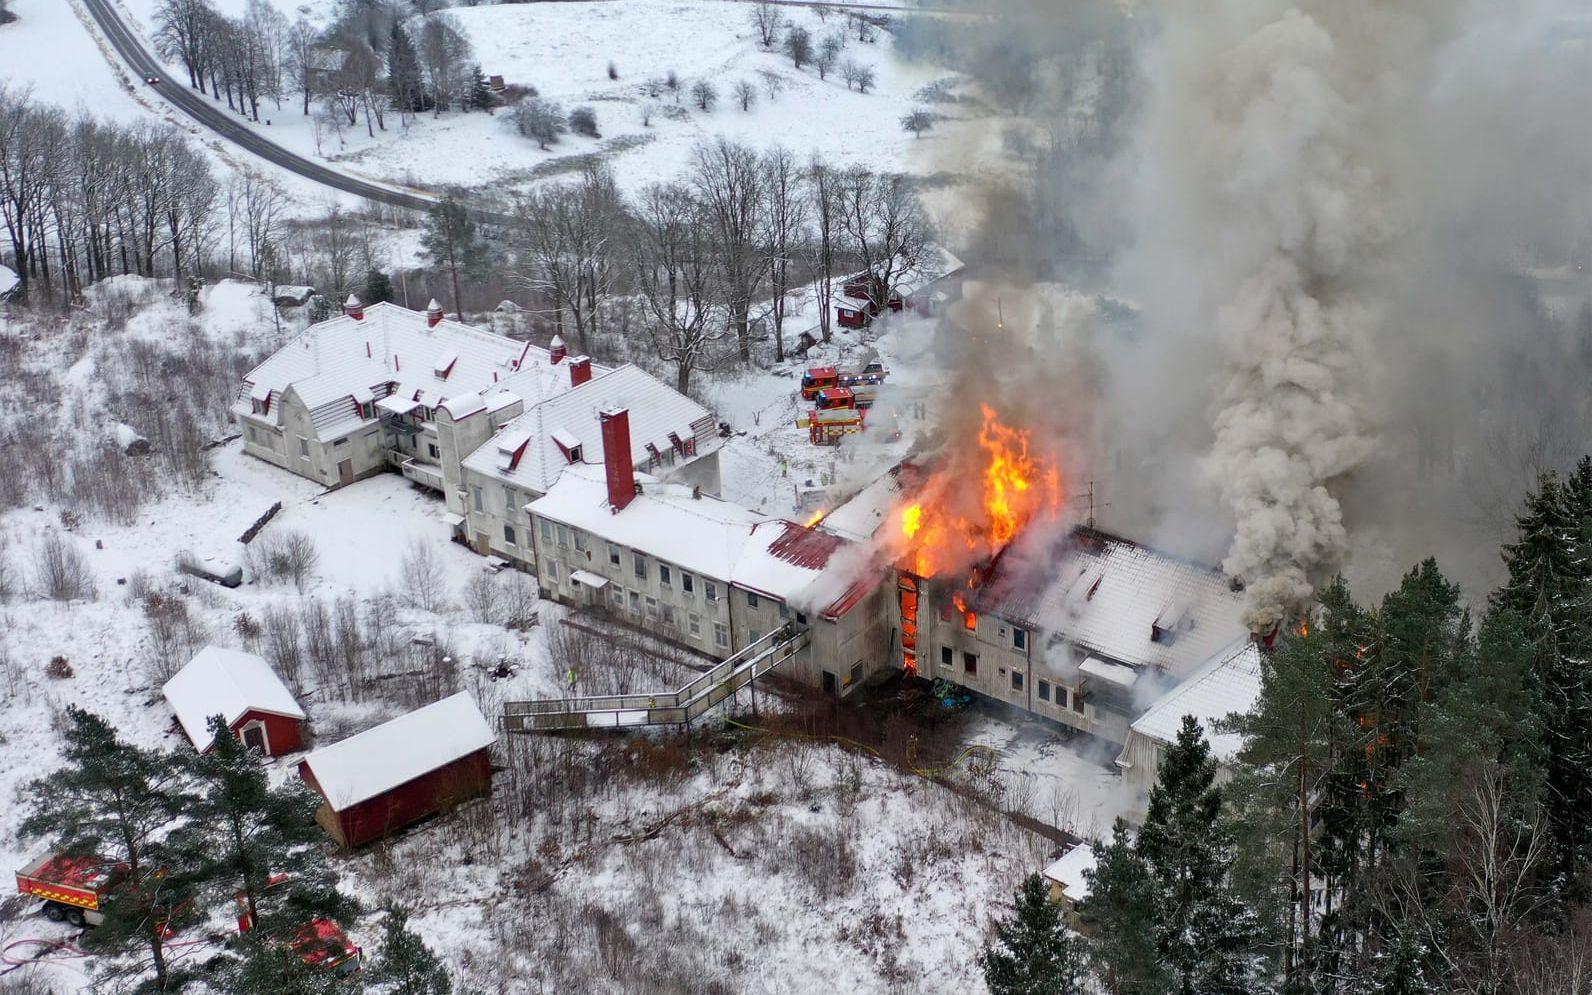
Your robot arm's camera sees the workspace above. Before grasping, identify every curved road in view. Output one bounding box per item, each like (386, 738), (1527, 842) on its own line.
(79, 0), (482, 217)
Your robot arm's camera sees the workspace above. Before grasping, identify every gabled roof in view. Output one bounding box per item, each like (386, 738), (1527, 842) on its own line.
(162, 646), (305, 749)
(974, 527), (1248, 680)
(1128, 639), (1263, 762)
(299, 693), (495, 812)
(732, 520), (847, 602)
(462, 364), (719, 494)
(234, 303), (609, 439)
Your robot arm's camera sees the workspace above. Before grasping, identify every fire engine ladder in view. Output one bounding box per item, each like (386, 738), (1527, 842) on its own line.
(501, 625), (810, 733)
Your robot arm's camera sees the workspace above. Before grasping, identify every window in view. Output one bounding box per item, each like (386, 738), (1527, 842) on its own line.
(849, 661), (863, 687)
(705, 581), (718, 602)
(334, 436), (348, 447)
(796, 611), (808, 625)
(662, 605), (676, 627)
(633, 554), (646, 579)
(749, 629), (761, 645)
(645, 596), (658, 619)
(682, 572), (695, 594)
(659, 564), (671, 587)
(503, 524), (517, 546)
(779, 603), (790, 619)
(609, 586), (624, 609)
(746, 591), (759, 609)
(540, 519), (552, 543)
(545, 560), (559, 582)
(1013, 627), (1028, 650)
(688, 613), (702, 637)
(1072, 688), (1085, 714)
(504, 486), (518, 515)
(298, 437), (310, 458)
(573, 531), (587, 552)
(963, 652), (978, 676)
(940, 646), (953, 668)
(713, 622), (729, 648)
(1038, 679), (1051, 702)
(1011, 671), (1024, 692)
(556, 524), (571, 549)
(608, 543), (621, 566)
(428, 443), (439, 459)
(472, 486), (483, 512)
(629, 591), (641, 614)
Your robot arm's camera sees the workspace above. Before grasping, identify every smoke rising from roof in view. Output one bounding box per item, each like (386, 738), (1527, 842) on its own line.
(914, 0), (1592, 616)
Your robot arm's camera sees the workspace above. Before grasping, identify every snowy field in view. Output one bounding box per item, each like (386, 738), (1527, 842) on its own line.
(86, 0), (980, 198)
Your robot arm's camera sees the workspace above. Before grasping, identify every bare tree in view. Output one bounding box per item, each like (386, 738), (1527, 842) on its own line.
(749, 1), (784, 48)
(816, 33), (843, 81)
(690, 80), (718, 113)
(632, 183), (726, 394)
(32, 535), (95, 602)
(286, 16), (319, 116)
(760, 147), (808, 364)
(835, 167), (932, 316)
(512, 166), (623, 354)
(784, 26), (813, 70)
(512, 97), (566, 149)
(806, 160), (842, 343)
(419, 13), (474, 115)
(733, 80), (757, 113)
(901, 109), (935, 138)
(398, 539), (446, 613)
(691, 139), (766, 363)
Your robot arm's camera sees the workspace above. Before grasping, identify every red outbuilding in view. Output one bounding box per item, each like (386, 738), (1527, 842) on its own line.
(297, 692), (496, 849)
(163, 646), (307, 756)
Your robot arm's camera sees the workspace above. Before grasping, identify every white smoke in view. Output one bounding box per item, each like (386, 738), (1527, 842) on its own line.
(1124, 1), (1458, 629)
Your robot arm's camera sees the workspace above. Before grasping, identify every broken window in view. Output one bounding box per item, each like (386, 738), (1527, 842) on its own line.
(659, 564), (671, 587)
(1013, 627), (1027, 650)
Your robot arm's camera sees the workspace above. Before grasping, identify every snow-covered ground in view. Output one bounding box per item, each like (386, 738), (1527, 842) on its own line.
(96, 0), (979, 199)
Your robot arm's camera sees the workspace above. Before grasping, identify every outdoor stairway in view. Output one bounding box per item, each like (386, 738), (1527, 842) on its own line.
(502, 625), (810, 733)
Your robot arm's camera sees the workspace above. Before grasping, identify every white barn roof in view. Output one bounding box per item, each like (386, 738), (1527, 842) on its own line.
(1129, 639), (1263, 762)
(162, 646), (305, 749)
(1042, 843), (1096, 903)
(299, 693), (495, 812)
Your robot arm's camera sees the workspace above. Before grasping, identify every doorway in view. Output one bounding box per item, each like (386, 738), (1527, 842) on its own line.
(821, 671), (838, 696)
(337, 458), (354, 487)
(240, 723), (267, 753)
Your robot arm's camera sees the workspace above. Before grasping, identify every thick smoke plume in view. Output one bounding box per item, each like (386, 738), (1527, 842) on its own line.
(910, 0), (1592, 619)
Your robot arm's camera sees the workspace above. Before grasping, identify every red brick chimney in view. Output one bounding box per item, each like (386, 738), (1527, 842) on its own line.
(549, 335), (566, 364)
(425, 299), (444, 328)
(599, 407), (636, 513)
(344, 294), (364, 321)
(569, 355), (592, 387)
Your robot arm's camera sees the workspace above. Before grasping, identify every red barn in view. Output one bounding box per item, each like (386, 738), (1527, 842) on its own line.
(163, 646), (307, 756)
(297, 693), (495, 849)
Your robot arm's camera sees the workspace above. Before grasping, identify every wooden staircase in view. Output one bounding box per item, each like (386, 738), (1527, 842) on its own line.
(502, 625), (809, 733)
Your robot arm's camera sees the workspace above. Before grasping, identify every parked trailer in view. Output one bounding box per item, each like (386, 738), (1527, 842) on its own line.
(15, 853), (125, 928)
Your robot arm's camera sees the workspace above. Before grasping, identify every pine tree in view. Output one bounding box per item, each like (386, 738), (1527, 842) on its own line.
(1356, 928), (1434, 995)
(176, 716), (357, 944)
(978, 873), (1085, 995)
(1137, 717), (1269, 995)
(419, 197), (486, 322)
(370, 905), (453, 995)
(364, 267), (395, 305)
(467, 64), (494, 111)
(387, 22), (426, 113)
(21, 707), (197, 990)
(1078, 820), (1167, 995)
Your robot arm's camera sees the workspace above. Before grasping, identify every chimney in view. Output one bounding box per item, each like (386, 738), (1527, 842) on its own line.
(569, 355), (592, 387)
(344, 294), (364, 321)
(425, 299), (444, 328)
(599, 407), (636, 513)
(549, 334), (566, 364)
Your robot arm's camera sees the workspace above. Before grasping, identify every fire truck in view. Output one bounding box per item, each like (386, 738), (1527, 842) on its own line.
(15, 853), (125, 928)
(799, 359), (887, 401)
(797, 387), (870, 445)
(236, 874), (363, 975)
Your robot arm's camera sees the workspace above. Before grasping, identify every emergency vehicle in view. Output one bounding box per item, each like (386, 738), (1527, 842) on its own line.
(799, 360), (887, 400)
(15, 853), (124, 928)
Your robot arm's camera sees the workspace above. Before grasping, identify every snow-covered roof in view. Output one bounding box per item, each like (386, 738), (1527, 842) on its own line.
(299, 693), (495, 812)
(1129, 639), (1263, 762)
(162, 646), (305, 749)
(234, 302), (609, 440)
(975, 527), (1248, 681)
(1042, 843), (1096, 904)
(462, 365), (719, 495)
(819, 463), (924, 543)
(0, 264), (18, 298)
(732, 520), (847, 602)
(529, 464), (766, 580)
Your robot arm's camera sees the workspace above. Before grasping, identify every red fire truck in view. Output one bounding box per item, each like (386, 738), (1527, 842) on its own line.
(797, 389), (867, 445)
(236, 874), (362, 975)
(799, 359), (887, 401)
(15, 853), (125, 928)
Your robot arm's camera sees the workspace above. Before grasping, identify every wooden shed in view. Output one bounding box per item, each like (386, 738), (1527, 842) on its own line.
(297, 693), (495, 849)
(162, 646), (306, 756)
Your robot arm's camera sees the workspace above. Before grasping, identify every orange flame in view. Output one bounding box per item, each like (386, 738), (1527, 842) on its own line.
(805, 508), (827, 528)
(897, 405), (1064, 577)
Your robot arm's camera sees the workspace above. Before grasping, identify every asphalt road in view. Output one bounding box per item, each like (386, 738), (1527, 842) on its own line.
(78, 0), (491, 219)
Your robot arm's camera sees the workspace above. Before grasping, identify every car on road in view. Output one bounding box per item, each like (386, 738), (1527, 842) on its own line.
(145, 75), (160, 85)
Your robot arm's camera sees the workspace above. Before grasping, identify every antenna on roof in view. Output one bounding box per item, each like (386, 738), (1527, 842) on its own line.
(995, 297), (1005, 332)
